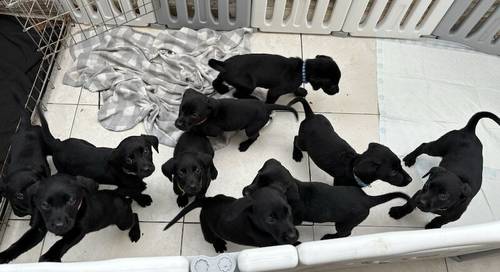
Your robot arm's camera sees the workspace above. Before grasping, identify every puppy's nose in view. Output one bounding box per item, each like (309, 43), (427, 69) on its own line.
(419, 199), (428, 208)
(142, 166), (154, 173)
(286, 230), (298, 242)
(175, 120), (184, 129)
(54, 221), (65, 227)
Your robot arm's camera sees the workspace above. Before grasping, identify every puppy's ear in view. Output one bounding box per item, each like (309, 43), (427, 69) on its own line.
(142, 134), (159, 153)
(183, 88), (198, 98)
(161, 158), (176, 182)
(368, 142), (383, 149)
(315, 55), (333, 60)
(227, 197), (253, 221)
(206, 97), (220, 116)
(75, 176), (98, 193)
(422, 167), (444, 179)
(354, 157), (381, 178)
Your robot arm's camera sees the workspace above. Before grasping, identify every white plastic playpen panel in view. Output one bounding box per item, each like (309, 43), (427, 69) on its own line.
(58, 0), (157, 26)
(153, 0), (251, 30)
(342, 0), (455, 39)
(433, 0), (500, 56)
(251, 0), (352, 34)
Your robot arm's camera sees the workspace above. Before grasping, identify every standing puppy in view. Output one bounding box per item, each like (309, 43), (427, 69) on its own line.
(163, 187), (299, 253)
(209, 54), (341, 104)
(0, 96), (49, 217)
(0, 174), (140, 263)
(243, 159), (409, 239)
(390, 112), (500, 229)
(162, 131), (218, 207)
(288, 97), (412, 187)
(38, 109), (158, 207)
(175, 89), (298, 151)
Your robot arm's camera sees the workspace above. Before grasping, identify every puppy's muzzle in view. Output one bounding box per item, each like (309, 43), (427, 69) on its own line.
(282, 229), (299, 244)
(324, 86), (339, 95)
(138, 165), (155, 178)
(175, 119), (188, 130)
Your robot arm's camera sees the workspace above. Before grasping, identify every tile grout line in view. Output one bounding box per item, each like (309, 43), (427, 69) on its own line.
(179, 217), (185, 256)
(444, 257), (450, 272)
(68, 88), (84, 137)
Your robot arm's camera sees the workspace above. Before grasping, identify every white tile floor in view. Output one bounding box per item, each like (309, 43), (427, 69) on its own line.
(2, 29), (500, 271)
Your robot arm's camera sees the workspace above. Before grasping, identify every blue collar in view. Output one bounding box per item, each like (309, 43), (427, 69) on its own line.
(302, 61), (307, 84)
(353, 172), (370, 188)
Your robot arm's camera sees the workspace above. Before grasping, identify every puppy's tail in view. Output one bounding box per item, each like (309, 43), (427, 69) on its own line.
(287, 97), (313, 119)
(464, 111), (500, 134)
(367, 192), (410, 208)
(208, 59), (225, 72)
(266, 104), (299, 121)
(163, 197), (204, 231)
(37, 106), (60, 153)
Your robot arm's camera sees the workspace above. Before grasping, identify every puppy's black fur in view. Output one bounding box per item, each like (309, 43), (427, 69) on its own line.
(243, 159), (410, 239)
(163, 187), (298, 253)
(0, 174), (140, 263)
(389, 112), (500, 229)
(162, 131), (218, 207)
(288, 97), (412, 187)
(175, 89), (298, 152)
(209, 54), (341, 104)
(0, 99), (49, 217)
(38, 109), (158, 207)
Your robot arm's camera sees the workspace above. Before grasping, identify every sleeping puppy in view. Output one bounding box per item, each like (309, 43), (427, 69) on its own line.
(175, 89), (298, 151)
(243, 159), (410, 239)
(209, 54), (341, 104)
(163, 187), (298, 253)
(0, 174), (140, 263)
(162, 131), (218, 207)
(288, 97), (412, 187)
(38, 108), (158, 207)
(0, 96), (50, 217)
(389, 112), (500, 229)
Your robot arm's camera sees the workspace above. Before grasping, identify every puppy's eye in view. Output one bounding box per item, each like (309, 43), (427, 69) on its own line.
(192, 113), (200, 118)
(266, 215), (277, 224)
(15, 193), (24, 200)
(194, 167), (201, 174)
(179, 169), (186, 176)
(143, 149), (149, 155)
(126, 158), (133, 165)
(438, 193), (449, 201)
(389, 170), (398, 177)
(68, 197), (77, 206)
(41, 201), (50, 210)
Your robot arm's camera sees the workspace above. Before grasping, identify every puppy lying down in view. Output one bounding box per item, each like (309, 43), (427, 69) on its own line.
(162, 131), (218, 207)
(38, 108), (158, 207)
(288, 97), (412, 187)
(0, 98), (49, 217)
(0, 174), (140, 263)
(209, 54), (341, 104)
(244, 159), (410, 239)
(163, 187), (298, 253)
(390, 112), (500, 229)
(175, 89), (298, 151)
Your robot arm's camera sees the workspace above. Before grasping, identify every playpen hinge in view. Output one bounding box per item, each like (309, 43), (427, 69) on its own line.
(331, 31), (349, 38)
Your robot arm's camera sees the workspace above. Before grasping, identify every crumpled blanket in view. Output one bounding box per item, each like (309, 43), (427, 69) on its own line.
(64, 26), (251, 146)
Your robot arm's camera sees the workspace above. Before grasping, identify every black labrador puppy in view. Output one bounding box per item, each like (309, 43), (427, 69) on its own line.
(175, 89), (298, 151)
(389, 112), (500, 229)
(162, 131), (218, 207)
(163, 187), (298, 253)
(38, 108), (158, 207)
(0, 98), (50, 217)
(288, 97), (412, 187)
(0, 174), (140, 263)
(243, 159), (410, 239)
(209, 54), (341, 104)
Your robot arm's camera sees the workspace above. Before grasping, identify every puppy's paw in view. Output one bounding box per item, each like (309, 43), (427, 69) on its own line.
(129, 227), (141, 243)
(321, 234), (338, 240)
(295, 88), (308, 97)
(403, 154), (417, 167)
(292, 149), (303, 162)
(0, 253), (13, 264)
(292, 241), (302, 247)
(425, 221), (443, 229)
(135, 194), (153, 207)
(213, 239), (227, 253)
(238, 142), (251, 152)
(389, 206), (407, 220)
(39, 254), (61, 263)
(177, 195), (189, 208)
